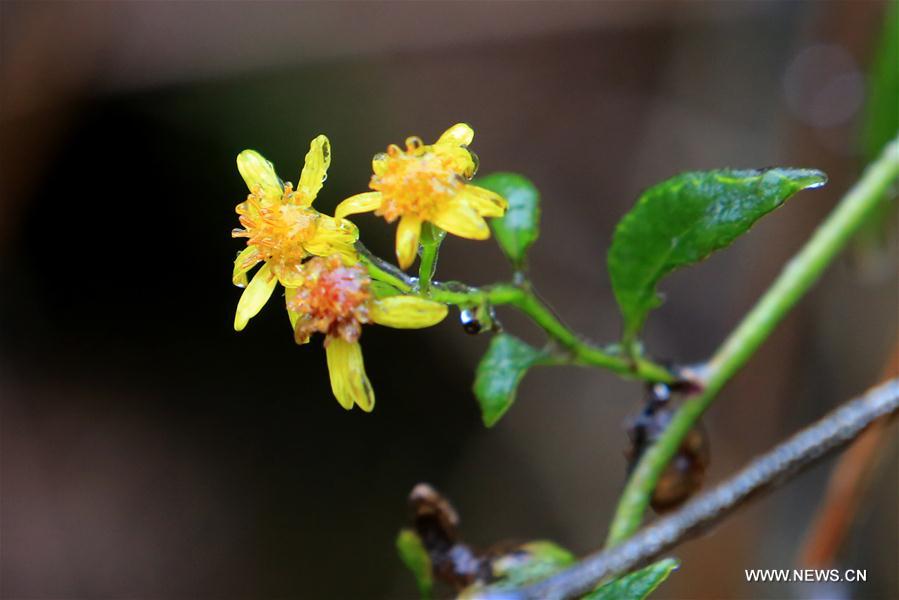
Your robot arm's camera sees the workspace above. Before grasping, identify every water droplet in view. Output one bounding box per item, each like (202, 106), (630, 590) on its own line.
(468, 150), (480, 177)
(460, 308), (481, 334)
(405, 136), (423, 151)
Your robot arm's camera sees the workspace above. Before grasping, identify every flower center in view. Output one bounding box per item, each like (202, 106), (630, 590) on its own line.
(370, 138), (465, 222)
(289, 256), (372, 342)
(234, 183), (319, 272)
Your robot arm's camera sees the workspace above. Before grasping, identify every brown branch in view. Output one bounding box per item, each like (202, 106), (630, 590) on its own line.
(476, 378), (899, 600)
(797, 342), (899, 568)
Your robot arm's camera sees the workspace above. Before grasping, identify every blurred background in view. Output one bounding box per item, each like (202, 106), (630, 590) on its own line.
(1, 2), (897, 599)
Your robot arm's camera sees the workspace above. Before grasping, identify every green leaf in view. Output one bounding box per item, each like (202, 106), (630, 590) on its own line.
(608, 168), (826, 343)
(489, 541), (576, 589)
(473, 333), (548, 427)
(583, 558), (679, 600)
(476, 173), (541, 267)
(396, 529), (433, 599)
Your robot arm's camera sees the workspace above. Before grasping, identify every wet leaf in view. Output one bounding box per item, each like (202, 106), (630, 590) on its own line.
(397, 528), (433, 599)
(583, 558), (679, 600)
(608, 168), (826, 344)
(477, 173), (541, 268)
(473, 334), (549, 427)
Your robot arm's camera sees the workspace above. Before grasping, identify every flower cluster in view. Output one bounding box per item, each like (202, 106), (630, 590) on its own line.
(231, 125), (506, 411)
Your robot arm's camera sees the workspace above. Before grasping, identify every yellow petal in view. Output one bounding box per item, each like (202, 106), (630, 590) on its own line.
(297, 135), (331, 204)
(395, 215), (422, 270)
(237, 150), (283, 201)
(285, 287), (300, 329)
(272, 263), (305, 287)
(305, 240), (358, 264)
(325, 337), (375, 412)
(431, 200), (490, 240)
(305, 216), (359, 262)
(233, 246), (262, 287)
(370, 296), (448, 329)
(436, 123), (474, 146)
(372, 153), (388, 176)
(335, 191), (383, 220)
(316, 214), (359, 244)
(234, 263), (277, 331)
(460, 184), (508, 218)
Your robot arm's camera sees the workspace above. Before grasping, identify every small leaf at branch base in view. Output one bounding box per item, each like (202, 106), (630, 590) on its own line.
(608, 168), (826, 344)
(476, 173), (541, 267)
(583, 558), (679, 600)
(489, 541), (576, 588)
(473, 333), (549, 427)
(396, 529), (433, 599)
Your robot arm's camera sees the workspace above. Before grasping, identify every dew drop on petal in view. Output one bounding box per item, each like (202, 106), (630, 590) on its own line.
(469, 150), (480, 177)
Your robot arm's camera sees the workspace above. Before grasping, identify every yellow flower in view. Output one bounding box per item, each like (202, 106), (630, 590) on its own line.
(335, 123), (508, 269)
(231, 135), (359, 331)
(286, 256), (448, 411)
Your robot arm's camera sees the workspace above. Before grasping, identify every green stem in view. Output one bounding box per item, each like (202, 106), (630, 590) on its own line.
(605, 136), (899, 546)
(418, 223), (445, 293)
(358, 245), (414, 293)
(430, 282), (673, 381)
(358, 243), (673, 382)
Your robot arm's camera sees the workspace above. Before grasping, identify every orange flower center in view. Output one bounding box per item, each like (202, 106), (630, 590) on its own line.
(233, 183), (319, 272)
(289, 256), (371, 343)
(370, 137), (465, 222)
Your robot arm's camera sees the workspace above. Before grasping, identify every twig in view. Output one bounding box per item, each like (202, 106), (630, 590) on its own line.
(797, 342), (899, 567)
(477, 378), (899, 600)
(606, 136), (899, 545)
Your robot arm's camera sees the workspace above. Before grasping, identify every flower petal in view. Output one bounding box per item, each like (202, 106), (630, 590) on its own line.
(285, 287), (300, 329)
(395, 215), (422, 269)
(437, 123), (474, 147)
(237, 150), (283, 201)
(234, 263), (277, 331)
(459, 184), (508, 218)
(431, 200), (490, 240)
(305, 240), (358, 264)
(316, 214), (359, 244)
(232, 246), (262, 287)
(272, 263), (305, 287)
(304, 216), (359, 263)
(325, 337), (375, 412)
(335, 191), (383, 220)
(370, 296), (448, 329)
(297, 135), (331, 204)
(432, 145), (477, 178)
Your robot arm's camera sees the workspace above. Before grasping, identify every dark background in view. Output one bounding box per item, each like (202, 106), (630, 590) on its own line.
(1, 2), (896, 599)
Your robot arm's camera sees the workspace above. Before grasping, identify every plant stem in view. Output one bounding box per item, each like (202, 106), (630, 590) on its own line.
(418, 223), (445, 293)
(605, 136), (899, 546)
(357, 243), (674, 382)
